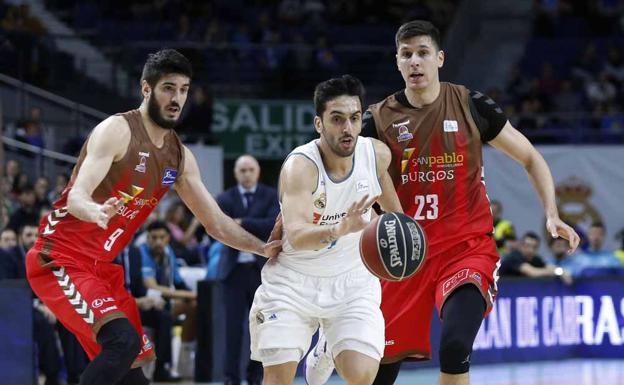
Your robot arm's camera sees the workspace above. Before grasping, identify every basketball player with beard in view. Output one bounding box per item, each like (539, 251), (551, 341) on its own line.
(26, 49), (281, 385)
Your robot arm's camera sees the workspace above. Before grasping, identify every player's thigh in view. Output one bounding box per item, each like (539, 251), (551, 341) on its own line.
(249, 281), (317, 365)
(26, 250), (121, 359)
(323, 278), (385, 362)
(263, 361), (298, 385)
(435, 236), (500, 316)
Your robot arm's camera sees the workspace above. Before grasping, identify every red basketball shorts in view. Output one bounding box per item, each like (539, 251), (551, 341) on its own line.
(26, 244), (155, 367)
(380, 234), (500, 363)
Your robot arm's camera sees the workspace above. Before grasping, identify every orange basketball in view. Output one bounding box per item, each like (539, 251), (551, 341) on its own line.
(359, 212), (427, 281)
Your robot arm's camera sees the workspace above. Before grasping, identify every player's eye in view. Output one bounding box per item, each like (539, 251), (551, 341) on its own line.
(419, 50), (429, 57)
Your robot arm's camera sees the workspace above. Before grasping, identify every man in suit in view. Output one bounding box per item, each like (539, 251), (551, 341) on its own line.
(216, 155), (279, 385)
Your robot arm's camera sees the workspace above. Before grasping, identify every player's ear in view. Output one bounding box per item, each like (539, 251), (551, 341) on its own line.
(141, 80), (151, 99)
(437, 50), (445, 68)
(314, 116), (323, 134)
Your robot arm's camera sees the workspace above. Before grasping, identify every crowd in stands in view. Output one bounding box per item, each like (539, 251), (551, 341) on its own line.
(493, 200), (624, 282)
(499, 0), (624, 142)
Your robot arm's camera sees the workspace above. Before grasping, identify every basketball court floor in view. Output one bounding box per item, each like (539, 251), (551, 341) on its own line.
(159, 359), (624, 385)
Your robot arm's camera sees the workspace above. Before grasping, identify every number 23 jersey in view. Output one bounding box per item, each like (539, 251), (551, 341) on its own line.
(366, 83), (506, 256)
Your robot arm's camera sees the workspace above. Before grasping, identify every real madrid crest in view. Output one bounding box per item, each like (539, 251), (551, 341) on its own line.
(547, 177), (602, 242)
(314, 192), (326, 209)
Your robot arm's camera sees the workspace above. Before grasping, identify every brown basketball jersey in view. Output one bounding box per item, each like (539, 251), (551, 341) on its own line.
(37, 109), (185, 262)
(369, 82), (493, 256)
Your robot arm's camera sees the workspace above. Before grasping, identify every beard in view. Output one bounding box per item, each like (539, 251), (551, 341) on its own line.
(327, 134), (357, 157)
(147, 95), (179, 129)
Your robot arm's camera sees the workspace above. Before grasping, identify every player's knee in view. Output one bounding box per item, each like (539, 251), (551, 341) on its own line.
(262, 368), (295, 385)
(438, 334), (472, 374)
(97, 318), (142, 367)
(340, 365), (377, 385)
(335, 350), (379, 385)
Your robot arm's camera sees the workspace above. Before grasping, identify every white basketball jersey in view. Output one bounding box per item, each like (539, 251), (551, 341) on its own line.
(278, 137), (382, 276)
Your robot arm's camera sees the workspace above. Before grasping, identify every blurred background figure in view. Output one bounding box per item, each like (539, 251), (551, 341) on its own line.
(216, 155), (279, 385)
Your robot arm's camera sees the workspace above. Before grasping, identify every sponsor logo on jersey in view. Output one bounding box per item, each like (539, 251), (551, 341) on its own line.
(401, 170), (455, 184)
(356, 179), (369, 192)
(393, 119), (413, 142)
(442, 269), (469, 296)
(400, 148), (464, 184)
(385, 340), (395, 346)
(162, 168), (178, 186)
(443, 120), (459, 132)
(118, 185), (144, 204)
(100, 305), (118, 314)
(91, 297), (114, 309)
(134, 151), (150, 173)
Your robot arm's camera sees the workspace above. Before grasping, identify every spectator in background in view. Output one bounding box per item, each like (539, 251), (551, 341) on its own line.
(34, 176), (51, 209)
(120, 243), (177, 382)
(585, 72), (617, 106)
(549, 236), (571, 266)
(0, 227), (17, 250)
(500, 232), (572, 283)
(491, 200), (516, 255)
(615, 228), (624, 265)
(0, 222), (66, 385)
(216, 155), (279, 385)
(7, 184), (39, 232)
(0, 203), (10, 230)
(47, 173), (68, 203)
(604, 47), (624, 85)
(164, 201), (201, 261)
(140, 221), (197, 379)
(4, 158), (23, 197)
(563, 222), (622, 277)
(180, 85), (216, 144)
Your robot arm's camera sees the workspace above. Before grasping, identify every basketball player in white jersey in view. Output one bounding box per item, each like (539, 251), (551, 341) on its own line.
(249, 75), (403, 385)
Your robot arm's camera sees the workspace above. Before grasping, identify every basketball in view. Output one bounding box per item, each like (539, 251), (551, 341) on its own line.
(359, 212), (427, 281)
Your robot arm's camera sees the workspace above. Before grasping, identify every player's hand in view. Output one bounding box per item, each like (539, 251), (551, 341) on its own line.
(95, 197), (123, 229)
(261, 239), (282, 259)
(546, 216), (580, 254)
(336, 195), (379, 236)
(268, 213), (283, 243)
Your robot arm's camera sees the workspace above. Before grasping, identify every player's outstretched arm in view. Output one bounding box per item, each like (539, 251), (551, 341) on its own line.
(371, 138), (403, 213)
(280, 155), (376, 250)
(67, 116), (129, 228)
(489, 122), (580, 253)
(175, 146), (280, 258)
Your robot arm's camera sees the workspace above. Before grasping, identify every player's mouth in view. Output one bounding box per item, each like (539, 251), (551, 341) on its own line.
(166, 105), (180, 114)
(409, 72), (424, 82)
(339, 136), (354, 149)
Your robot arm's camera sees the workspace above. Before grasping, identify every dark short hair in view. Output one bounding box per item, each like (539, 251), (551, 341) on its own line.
(18, 222), (39, 237)
(146, 220), (171, 234)
(590, 221), (605, 230)
(523, 231), (540, 244)
(395, 20), (441, 50)
(140, 49), (193, 88)
(313, 74), (365, 116)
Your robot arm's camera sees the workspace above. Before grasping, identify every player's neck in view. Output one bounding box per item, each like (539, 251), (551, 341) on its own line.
(317, 140), (353, 180)
(404, 79), (440, 108)
(139, 105), (170, 148)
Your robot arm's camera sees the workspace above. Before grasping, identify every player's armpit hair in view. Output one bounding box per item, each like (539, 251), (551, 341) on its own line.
(468, 90), (507, 142)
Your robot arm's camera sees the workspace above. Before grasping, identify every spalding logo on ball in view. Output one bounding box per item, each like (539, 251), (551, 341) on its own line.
(359, 212), (427, 281)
